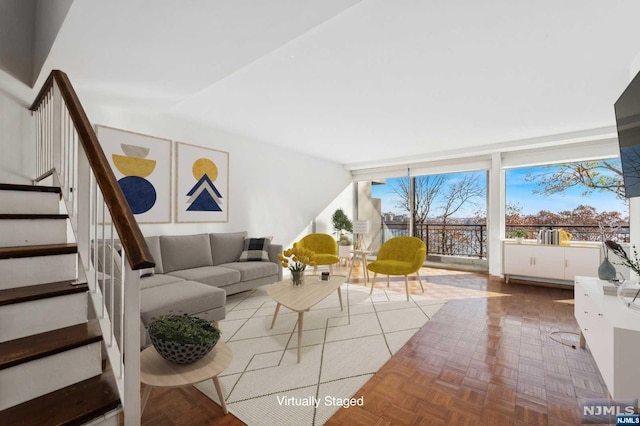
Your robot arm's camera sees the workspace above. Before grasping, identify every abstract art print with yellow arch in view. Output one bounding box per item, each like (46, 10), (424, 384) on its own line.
(96, 125), (172, 223)
(175, 142), (229, 223)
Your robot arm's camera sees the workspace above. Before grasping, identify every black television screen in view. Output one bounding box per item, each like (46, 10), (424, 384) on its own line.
(615, 70), (640, 198)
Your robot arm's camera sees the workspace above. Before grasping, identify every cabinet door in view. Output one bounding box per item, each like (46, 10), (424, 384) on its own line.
(564, 247), (600, 280)
(529, 245), (565, 279)
(503, 244), (537, 276)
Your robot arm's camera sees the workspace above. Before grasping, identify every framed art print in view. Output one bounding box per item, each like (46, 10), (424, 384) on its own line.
(175, 142), (229, 223)
(96, 125), (172, 223)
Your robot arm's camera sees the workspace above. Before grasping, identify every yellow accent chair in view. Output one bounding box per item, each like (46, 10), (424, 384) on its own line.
(367, 236), (426, 301)
(294, 233), (339, 274)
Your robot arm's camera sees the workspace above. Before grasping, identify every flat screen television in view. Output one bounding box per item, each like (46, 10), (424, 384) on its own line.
(615, 70), (640, 198)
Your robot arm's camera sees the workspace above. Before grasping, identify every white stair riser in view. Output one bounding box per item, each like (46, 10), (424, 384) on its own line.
(0, 254), (77, 289)
(0, 342), (102, 410)
(0, 191), (60, 214)
(82, 408), (122, 426)
(0, 219), (67, 247)
(0, 292), (88, 343)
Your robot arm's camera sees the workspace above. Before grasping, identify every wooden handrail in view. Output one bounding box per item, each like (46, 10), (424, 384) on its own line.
(30, 70), (154, 270)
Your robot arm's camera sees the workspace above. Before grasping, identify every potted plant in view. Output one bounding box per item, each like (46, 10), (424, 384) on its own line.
(331, 208), (353, 241)
(147, 314), (221, 365)
(510, 229), (528, 243)
(332, 209), (353, 261)
(338, 234), (354, 262)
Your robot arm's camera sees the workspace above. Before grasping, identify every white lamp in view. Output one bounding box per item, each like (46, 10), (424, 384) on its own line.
(352, 220), (370, 250)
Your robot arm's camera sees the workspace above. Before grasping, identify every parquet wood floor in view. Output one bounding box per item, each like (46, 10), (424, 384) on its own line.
(140, 265), (608, 425)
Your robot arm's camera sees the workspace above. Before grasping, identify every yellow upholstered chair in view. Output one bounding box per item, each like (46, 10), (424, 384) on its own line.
(367, 236), (426, 301)
(294, 233), (339, 274)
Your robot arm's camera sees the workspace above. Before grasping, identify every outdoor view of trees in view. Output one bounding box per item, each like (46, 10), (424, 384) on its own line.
(506, 159), (628, 241)
(370, 158), (629, 258)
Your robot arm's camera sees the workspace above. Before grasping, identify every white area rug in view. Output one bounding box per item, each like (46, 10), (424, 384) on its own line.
(194, 280), (446, 425)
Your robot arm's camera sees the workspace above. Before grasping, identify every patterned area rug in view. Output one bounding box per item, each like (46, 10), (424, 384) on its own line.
(194, 278), (447, 425)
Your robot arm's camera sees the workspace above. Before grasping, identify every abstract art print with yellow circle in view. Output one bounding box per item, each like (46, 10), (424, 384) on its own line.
(175, 142), (229, 223)
(97, 125), (172, 223)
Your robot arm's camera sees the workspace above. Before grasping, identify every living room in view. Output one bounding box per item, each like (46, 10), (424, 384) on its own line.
(2, 1), (640, 425)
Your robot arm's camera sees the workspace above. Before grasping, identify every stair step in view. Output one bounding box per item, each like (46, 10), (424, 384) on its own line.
(0, 216), (69, 247)
(0, 243), (77, 259)
(0, 253), (78, 290)
(0, 285), (88, 343)
(0, 214), (68, 220)
(0, 280), (87, 307)
(0, 185), (62, 215)
(0, 319), (102, 370)
(0, 183), (61, 193)
(0, 370), (120, 426)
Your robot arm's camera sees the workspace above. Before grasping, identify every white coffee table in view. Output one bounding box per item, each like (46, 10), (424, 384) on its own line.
(267, 275), (345, 363)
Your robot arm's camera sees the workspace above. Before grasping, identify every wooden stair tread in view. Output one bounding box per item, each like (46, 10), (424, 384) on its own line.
(0, 243), (77, 259)
(0, 319), (103, 370)
(0, 214), (68, 220)
(0, 280), (88, 307)
(0, 370), (120, 426)
(0, 183), (61, 193)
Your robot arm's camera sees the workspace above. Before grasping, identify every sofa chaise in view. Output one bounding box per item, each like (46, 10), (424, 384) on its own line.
(98, 231), (283, 346)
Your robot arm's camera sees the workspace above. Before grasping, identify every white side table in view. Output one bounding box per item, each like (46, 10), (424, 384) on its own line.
(347, 249), (372, 283)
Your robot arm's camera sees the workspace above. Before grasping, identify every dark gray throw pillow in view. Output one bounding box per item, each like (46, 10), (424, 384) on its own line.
(238, 237), (271, 262)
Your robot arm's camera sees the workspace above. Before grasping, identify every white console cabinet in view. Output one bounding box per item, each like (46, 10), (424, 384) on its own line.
(503, 242), (600, 284)
(574, 276), (640, 400)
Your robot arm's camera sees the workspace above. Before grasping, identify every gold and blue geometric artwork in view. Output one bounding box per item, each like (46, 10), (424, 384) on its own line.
(113, 143), (157, 214)
(185, 158), (223, 212)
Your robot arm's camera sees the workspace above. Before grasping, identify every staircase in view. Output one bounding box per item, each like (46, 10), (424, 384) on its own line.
(0, 183), (121, 425)
(0, 70), (153, 425)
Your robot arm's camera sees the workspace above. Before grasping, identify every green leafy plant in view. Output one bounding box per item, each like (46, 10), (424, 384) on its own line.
(148, 314), (221, 345)
(605, 240), (640, 275)
(510, 229), (528, 238)
(332, 209), (353, 235)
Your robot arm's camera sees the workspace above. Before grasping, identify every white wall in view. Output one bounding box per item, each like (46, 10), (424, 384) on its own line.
(0, 0), (35, 86)
(83, 103), (352, 248)
(33, 0), (74, 85)
(312, 183), (354, 237)
(0, 69), (354, 252)
(0, 72), (35, 184)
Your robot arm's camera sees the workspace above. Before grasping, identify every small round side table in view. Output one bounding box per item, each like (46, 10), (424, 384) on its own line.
(140, 341), (232, 415)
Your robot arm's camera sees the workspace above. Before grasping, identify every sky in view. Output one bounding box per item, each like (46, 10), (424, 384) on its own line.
(370, 163), (629, 218)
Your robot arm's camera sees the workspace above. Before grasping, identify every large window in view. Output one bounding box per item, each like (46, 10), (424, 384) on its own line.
(363, 171), (487, 257)
(505, 159), (629, 241)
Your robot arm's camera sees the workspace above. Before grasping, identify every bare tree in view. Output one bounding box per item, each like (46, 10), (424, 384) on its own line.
(390, 175), (447, 224)
(525, 160), (624, 199)
(437, 175), (485, 254)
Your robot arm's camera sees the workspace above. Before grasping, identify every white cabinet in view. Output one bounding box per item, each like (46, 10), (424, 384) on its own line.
(564, 246), (601, 280)
(503, 242), (600, 283)
(574, 276), (640, 400)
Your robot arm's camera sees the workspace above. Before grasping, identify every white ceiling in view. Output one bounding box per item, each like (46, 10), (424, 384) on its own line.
(38, 0), (640, 169)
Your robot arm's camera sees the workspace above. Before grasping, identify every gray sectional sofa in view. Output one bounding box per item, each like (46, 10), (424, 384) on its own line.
(98, 231), (282, 346)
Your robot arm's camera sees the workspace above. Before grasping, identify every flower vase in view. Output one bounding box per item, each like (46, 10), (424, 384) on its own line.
(598, 257), (617, 281)
(598, 243), (617, 281)
(291, 270), (305, 286)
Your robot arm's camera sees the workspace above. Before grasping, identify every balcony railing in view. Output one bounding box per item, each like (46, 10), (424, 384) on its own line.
(382, 222), (630, 259)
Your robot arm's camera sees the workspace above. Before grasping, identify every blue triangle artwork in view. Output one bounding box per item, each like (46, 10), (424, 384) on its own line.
(186, 158), (223, 212)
